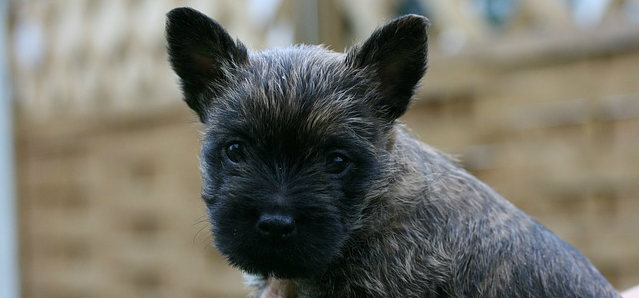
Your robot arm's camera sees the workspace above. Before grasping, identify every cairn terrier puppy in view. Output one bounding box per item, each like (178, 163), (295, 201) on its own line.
(166, 7), (620, 298)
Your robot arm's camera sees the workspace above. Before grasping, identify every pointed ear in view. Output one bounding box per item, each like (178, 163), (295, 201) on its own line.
(166, 7), (248, 122)
(346, 14), (429, 121)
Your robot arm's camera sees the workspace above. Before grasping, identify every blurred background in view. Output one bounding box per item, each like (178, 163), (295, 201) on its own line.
(2, 0), (638, 297)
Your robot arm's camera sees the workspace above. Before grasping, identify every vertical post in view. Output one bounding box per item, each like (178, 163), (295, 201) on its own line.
(0, 0), (20, 297)
(317, 0), (344, 50)
(293, 0), (319, 44)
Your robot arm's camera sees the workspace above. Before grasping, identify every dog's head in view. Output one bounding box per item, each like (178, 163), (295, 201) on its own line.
(166, 7), (428, 278)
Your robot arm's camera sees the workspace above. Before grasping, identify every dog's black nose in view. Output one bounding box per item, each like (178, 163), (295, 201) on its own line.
(256, 213), (296, 240)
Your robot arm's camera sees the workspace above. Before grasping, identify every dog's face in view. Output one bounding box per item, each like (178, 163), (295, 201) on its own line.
(198, 50), (383, 278)
(166, 8), (428, 278)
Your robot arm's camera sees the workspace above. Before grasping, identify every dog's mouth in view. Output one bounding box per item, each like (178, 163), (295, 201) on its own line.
(214, 228), (339, 278)
(211, 214), (347, 279)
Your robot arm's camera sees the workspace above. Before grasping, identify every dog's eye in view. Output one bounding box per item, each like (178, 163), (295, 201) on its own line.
(225, 142), (245, 163)
(326, 152), (350, 174)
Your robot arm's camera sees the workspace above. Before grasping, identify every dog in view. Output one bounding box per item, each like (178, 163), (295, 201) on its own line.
(166, 7), (620, 298)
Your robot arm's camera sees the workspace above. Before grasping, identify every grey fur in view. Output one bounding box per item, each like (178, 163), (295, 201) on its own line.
(166, 8), (621, 298)
(250, 127), (620, 298)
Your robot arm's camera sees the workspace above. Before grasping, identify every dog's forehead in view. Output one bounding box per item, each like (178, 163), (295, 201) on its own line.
(218, 47), (367, 138)
(246, 45), (353, 97)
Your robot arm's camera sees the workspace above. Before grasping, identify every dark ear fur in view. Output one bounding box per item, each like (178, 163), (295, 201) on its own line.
(166, 7), (248, 122)
(347, 14), (429, 121)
